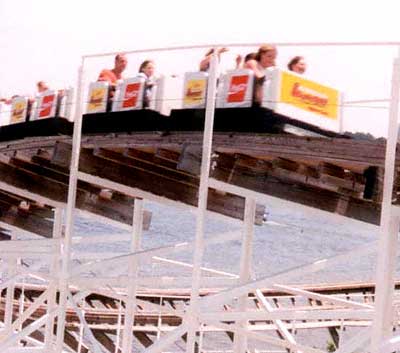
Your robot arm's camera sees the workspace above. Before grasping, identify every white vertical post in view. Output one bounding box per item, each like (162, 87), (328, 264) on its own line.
(122, 198), (143, 353)
(186, 51), (219, 353)
(234, 197), (256, 353)
(157, 296), (162, 340)
(4, 233), (17, 335)
(371, 52), (400, 352)
(339, 92), (345, 134)
(55, 58), (85, 353)
(18, 281), (24, 332)
(77, 307), (85, 353)
(44, 208), (63, 350)
(198, 324), (204, 352)
(115, 300), (123, 353)
(4, 264), (15, 334)
(339, 319), (344, 347)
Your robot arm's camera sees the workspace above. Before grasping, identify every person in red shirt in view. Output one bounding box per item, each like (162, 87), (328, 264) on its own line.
(97, 53), (128, 106)
(98, 53), (128, 85)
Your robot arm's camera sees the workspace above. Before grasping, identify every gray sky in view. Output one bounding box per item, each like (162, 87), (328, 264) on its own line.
(1, 0), (400, 136)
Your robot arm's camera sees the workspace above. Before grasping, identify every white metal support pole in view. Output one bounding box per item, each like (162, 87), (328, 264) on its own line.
(17, 279), (24, 332)
(4, 227), (19, 339)
(198, 324), (204, 352)
(186, 51), (219, 353)
(115, 299), (123, 353)
(122, 198), (143, 353)
(157, 296), (162, 340)
(371, 51), (400, 352)
(339, 92), (345, 134)
(55, 58), (85, 353)
(45, 208), (63, 350)
(234, 197), (256, 353)
(4, 254), (16, 336)
(77, 306), (85, 353)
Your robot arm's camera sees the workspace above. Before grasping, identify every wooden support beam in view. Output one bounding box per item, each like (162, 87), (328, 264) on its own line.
(0, 228), (11, 240)
(10, 155), (101, 194)
(122, 147), (155, 161)
(156, 148), (180, 162)
(318, 162), (365, 195)
(28, 329), (46, 345)
(52, 142), (263, 222)
(272, 157), (301, 172)
(213, 152), (381, 225)
(63, 329), (89, 353)
(98, 147), (198, 185)
(328, 326), (340, 349)
(0, 153), (151, 231)
(92, 329), (120, 353)
(124, 148), (179, 170)
(134, 331), (156, 348)
(0, 184), (52, 237)
(1, 130), (393, 227)
(0, 154), (69, 204)
(0, 201), (53, 238)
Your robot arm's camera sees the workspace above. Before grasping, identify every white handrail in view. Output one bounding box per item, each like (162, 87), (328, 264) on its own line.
(82, 41), (400, 59)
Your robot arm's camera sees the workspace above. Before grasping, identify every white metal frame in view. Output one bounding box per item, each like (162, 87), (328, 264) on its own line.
(0, 42), (399, 353)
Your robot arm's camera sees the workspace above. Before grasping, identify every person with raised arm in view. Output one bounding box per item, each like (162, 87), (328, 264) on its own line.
(245, 44), (277, 76)
(235, 52), (257, 69)
(244, 44), (277, 105)
(199, 47), (229, 72)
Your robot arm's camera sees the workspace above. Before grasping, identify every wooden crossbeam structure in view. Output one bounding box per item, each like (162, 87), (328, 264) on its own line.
(0, 109), (397, 352)
(0, 118), (394, 227)
(0, 280), (386, 351)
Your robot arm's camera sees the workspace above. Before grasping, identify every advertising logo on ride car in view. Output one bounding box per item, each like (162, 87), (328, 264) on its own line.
(227, 75), (249, 103)
(88, 87), (107, 112)
(122, 82), (141, 108)
(279, 71), (339, 119)
(184, 78), (206, 105)
(39, 94), (56, 118)
(11, 99), (27, 123)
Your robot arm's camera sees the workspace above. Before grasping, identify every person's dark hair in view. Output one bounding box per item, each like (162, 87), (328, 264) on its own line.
(255, 44), (276, 62)
(139, 60), (154, 73)
(115, 53), (126, 62)
(244, 52), (257, 63)
(288, 56), (303, 71)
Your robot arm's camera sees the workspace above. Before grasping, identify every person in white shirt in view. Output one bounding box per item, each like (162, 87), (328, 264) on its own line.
(138, 60), (156, 108)
(244, 44), (278, 105)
